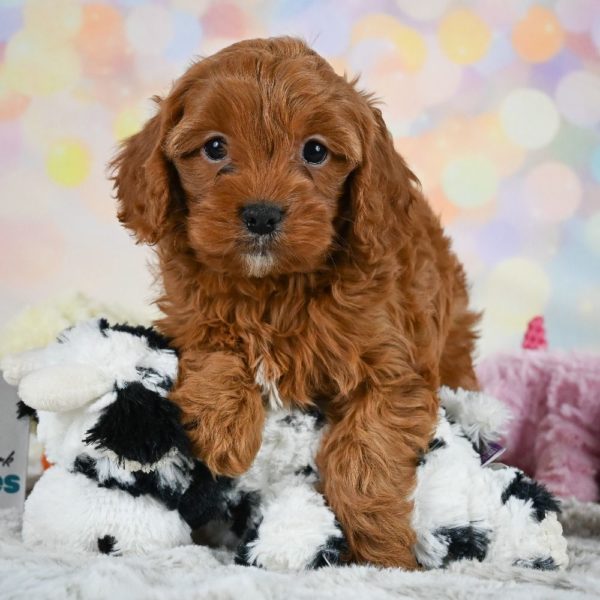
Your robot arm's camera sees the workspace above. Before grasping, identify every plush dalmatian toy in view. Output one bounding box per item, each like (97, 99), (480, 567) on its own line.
(1, 320), (196, 555)
(1, 319), (568, 571)
(0, 319), (343, 568)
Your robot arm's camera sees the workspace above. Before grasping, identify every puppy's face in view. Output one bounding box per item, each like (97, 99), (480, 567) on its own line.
(113, 39), (394, 279)
(168, 69), (362, 277)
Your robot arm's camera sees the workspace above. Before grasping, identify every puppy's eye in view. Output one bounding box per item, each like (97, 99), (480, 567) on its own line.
(203, 137), (227, 161)
(302, 139), (328, 165)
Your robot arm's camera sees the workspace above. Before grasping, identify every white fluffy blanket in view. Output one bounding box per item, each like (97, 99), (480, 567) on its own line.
(1, 500), (598, 600)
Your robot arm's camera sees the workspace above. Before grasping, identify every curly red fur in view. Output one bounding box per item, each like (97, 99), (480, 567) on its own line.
(111, 37), (480, 569)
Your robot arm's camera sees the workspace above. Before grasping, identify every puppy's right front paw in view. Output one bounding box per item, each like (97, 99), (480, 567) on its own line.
(183, 411), (262, 477)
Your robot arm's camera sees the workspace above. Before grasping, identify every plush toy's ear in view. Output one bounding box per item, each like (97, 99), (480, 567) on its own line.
(84, 382), (190, 466)
(1, 347), (60, 387)
(16, 364), (112, 413)
(439, 387), (511, 446)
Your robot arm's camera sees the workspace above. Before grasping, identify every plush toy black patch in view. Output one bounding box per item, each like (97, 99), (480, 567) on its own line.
(501, 472), (561, 522)
(84, 381), (190, 466)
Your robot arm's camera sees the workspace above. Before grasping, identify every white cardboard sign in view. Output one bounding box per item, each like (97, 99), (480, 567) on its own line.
(0, 379), (29, 512)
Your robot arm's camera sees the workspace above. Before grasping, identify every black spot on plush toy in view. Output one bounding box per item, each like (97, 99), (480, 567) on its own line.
(1, 319), (568, 571)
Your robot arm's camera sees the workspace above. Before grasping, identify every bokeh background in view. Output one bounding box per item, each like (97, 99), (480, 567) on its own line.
(1, 0), (599, 357)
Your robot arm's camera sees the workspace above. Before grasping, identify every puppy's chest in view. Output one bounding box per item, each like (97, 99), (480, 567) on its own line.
(236, 296), (357, 407)
(254, 356), (285, 410)
(248, 334), (338, 411)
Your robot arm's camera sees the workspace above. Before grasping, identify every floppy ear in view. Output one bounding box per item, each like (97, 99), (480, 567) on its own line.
(111, 91), (186, 245)
(17, 364), (113, 412)
(1, 348), (54, 386)
(347, 101), (419, 264)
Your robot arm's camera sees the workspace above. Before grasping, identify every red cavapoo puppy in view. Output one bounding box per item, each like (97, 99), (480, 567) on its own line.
(112, 37), (479, 569)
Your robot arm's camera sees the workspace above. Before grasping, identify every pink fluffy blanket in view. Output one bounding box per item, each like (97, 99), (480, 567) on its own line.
(478, 350), (600, 502)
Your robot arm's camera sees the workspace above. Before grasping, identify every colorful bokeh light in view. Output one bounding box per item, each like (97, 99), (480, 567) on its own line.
(0, 0), (598, 355)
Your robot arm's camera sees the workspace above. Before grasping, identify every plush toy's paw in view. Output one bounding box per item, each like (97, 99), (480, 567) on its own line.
(23, 465), (193, 554)
(308, 534), (348, 569)
(511, 510), (567, 570)
(235, 485), (345, 572)
(235, 528), (347, 571)
(491, 469), (568, 570)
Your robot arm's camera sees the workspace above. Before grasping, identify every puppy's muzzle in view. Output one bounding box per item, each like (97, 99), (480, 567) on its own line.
(240, 202), (283, 236)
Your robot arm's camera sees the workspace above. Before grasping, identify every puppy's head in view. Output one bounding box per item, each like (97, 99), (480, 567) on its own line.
(112, 37), (410, 278)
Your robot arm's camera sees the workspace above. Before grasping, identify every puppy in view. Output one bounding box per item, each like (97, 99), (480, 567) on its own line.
(112, 37), (480, 569)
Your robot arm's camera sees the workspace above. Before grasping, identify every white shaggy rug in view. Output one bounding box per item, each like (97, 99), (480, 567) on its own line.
(1, 500), (598, 600)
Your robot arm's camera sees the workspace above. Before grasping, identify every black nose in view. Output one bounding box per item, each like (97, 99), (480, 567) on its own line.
(240, 203), (283, 235)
